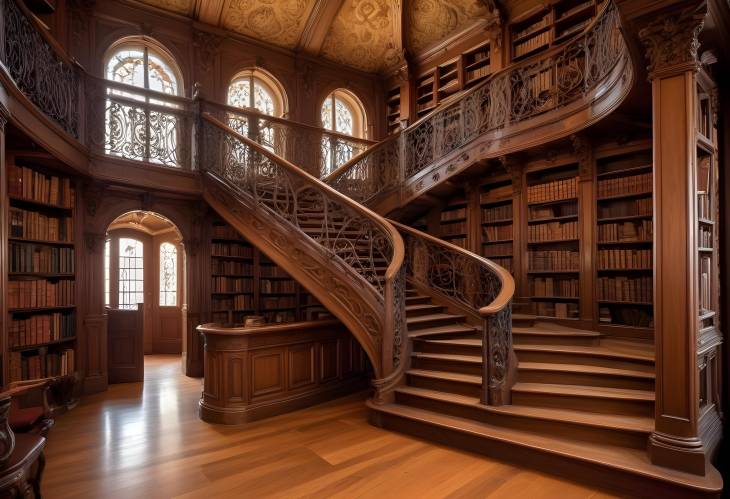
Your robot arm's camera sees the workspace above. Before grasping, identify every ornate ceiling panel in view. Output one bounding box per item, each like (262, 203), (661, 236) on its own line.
(137, 0), (195, 16)
(220, 0), (317, 49)
(320, 0), (400, 73)
(407, 0), (491, 53)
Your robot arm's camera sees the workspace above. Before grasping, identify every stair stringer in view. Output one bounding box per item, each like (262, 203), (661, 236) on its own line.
(203, 173), (387, 377)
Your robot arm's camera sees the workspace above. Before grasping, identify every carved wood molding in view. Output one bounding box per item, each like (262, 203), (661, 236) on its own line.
(192, 29), (222, 75)
(637, 1), (707, 79)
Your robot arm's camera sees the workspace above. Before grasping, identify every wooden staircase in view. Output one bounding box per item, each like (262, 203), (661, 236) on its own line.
(369, 287), (723, 497)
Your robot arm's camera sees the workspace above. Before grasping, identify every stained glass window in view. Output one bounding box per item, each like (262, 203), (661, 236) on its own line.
(119, 238), (144, 310)
(159, 242), (177, 306)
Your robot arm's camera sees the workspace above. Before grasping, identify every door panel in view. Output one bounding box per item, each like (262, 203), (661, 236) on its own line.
(107, 307), (144, 383)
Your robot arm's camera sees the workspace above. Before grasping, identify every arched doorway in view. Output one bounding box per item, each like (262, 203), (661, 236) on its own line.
(104, 211), (185, 383)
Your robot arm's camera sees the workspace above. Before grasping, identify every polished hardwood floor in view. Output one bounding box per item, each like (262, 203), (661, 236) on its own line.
(43, 355), (620, 498)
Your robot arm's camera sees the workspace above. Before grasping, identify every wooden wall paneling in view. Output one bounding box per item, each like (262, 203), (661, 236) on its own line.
(319, 339), (340, 383)
(250, 349), (285, 398)
(0, 105), (8, 388)
(575, 137), (595, 325)
(288, 343), (316, 390)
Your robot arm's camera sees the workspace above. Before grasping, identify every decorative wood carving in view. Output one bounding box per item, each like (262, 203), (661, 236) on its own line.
(192, 30), (222, 74)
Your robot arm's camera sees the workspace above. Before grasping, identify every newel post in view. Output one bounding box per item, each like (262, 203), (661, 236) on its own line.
(481, 302), (515, 406)
(638, 1), (710, 475)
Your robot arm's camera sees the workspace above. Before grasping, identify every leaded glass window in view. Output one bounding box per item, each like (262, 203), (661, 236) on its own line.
(104, 239), (110, 307)
(119, 238), (144, 310)
(159, 242), (177, 306)
(320, 90), (365, 175)
(227, 70), (283, 152)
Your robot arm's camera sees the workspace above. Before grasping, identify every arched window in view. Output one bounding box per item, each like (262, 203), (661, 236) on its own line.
(159, 242), (178, 306)
(226, 69), (287, 151)
(104, 239), (111, 307)
(118, 238), (144, 310)
(320, 89), (367, 175)
(103, 38), (184, 167)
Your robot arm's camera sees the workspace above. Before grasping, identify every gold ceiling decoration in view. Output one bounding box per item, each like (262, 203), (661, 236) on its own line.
(220, 0), (317, 49)
(320, 0), (400, 73)
(408, 0), (491, 53)
(137, 0), (194, 16)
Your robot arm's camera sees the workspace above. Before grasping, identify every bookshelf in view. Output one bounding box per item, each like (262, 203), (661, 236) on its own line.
(437, 58), (461, 99)
(526, 164), (580, 320)
(386, 86), (401, 135)
(462, 42), (491, 87)
(509, 0), (599, 61)
(439, 196), (469, 249)
(415, 71), (437, 119)
(480, 176), (514, 273)
(595, 148), (654, 330)
(6, 162), (77, 383)
(209, 219), (329, 326)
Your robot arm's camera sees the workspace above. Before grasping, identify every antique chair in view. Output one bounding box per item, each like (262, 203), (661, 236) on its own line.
(0, 393), (46, 497)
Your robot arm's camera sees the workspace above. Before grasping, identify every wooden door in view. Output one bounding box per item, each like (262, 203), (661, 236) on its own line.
(151, 240), (183, 354)
(107, 307), (144, 383)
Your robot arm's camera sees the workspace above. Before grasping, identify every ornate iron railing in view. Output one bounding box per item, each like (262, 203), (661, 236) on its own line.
(391, 220), (515, 405)
(199, 114), (406, 380)
(85, 76), (195, 169)
(325, 1), (625, 201)
(201, 101), (374, 178)
(0, 0), (81, 138)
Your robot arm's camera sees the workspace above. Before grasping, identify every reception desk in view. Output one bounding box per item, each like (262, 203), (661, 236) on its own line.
(197, 319), (369, 424)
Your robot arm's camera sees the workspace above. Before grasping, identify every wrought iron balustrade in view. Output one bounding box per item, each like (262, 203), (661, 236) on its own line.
(391, 220), (515, 405)
(201, 101), (374, 178)
(326, 1), (626, 202)
(0, 0), (81, 138)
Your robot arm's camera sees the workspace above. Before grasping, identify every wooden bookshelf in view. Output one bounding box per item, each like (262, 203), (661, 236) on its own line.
(462, 42), (491, 87)
(509, 0), (599, 62)
(525, 164), (581, 320)
(209, 220), (329, 326)
(439, 197), (468, 249)
(6, 162), (77, 383)
(415, 71), (437, 119)
(480, 177), (514, 273)
(595, 148), (654, 330)
(386, 86), (401, 135)
(437, 58), (461, 98)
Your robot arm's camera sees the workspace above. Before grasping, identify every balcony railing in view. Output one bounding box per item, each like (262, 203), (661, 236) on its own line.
(325, 1), (627, 204)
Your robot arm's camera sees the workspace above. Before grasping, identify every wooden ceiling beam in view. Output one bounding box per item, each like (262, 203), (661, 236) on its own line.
(296, 0), (345, 56)
(194, 0), (226, 27)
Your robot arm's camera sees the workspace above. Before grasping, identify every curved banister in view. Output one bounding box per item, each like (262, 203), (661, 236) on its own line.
(324, 1), (627, 204)
(389, 220), (516, 405)
(322, 131), (401, 184)
(199, 113), (406, 381)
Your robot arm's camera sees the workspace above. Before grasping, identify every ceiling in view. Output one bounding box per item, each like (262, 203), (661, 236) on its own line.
(134, 0), (499, 73)
(108, 211), (182, 238)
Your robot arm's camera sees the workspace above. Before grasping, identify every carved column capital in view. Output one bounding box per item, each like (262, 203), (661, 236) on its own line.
(84, 232), (106, 253)
(638, 2), (707, 79)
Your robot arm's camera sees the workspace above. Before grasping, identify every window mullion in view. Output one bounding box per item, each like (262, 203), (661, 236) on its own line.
(143, 47), (151, 163)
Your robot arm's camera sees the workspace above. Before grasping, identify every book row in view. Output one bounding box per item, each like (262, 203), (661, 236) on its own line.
(211, 261), (253, 275)
(260, 265), (291, 278)
(534, 301), (579, 319)
(8, 312), (76, 348)
(480, 185), (512, 204)
(261, 297), (297, 309)
(514, 30), (550, 58)
(211, 225), (244, 240)
(698, 192), (712, 220)
(261, 279), (298, 294)
(599, 306), (653, 328)
(528, 250), (579, 271)
(598, 198), (652, 219)
(597, 172), (652, 198)
(699, 226), (713, 248)
(597, 249), (652, 270)
(527, 177), (578, 203)
(700, 256), (712, 312)
(441, 208), (466, 221)
(513, 15), (548, 40)
(441, 221), (467, 236)
(212, 277), (254, 293)
(212, 295), (254, 312)
(9, 349), (75, 382)
(531, 277), (579, 298)
(489, 257), (513, 272)
(481, 204), (513, 222)
(9, 208), (74, 242)
(598, 276), (653, 303)
(9, 243), (75, 274)
(598, 220), (653, 243)
(482, 242), (513, 257)
(7, 165), (75, 208)
(466, 65), (491, 82)
(483, 225), (513, 242)
(8, 279), (75, 309)
(529, 203), (577, 220)
(528, 221), (578, 242)
(449, 237), (467, 249)
(211, 243), (254, 258)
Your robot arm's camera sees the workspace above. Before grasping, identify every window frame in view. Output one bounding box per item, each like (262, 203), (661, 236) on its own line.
(159, 241), (178, 307)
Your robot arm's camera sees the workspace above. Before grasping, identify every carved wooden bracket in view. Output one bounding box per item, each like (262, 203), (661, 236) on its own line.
(193, 30), (222, 75)
(84, 232), (106, 253)
(638, 2), (707, 78)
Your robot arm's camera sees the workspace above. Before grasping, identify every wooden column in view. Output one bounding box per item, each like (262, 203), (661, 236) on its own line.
(638, 2), (709, 475)
(0, 103), (8, 388)
(573, 135), (595, 326)
(503, 156), (526, 299)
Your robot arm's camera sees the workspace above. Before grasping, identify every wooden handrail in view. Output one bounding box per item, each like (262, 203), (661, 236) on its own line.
(201, 99), (376, 147)
(197, 319), (341, 336)
(9, 0), (79, 68)
(322, 130), (402, 184)
(389, 220), (514, 316)
(201, 113), (405, 284)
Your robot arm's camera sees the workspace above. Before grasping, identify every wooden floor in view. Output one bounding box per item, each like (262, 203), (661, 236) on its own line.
(44, 355), (621, 498)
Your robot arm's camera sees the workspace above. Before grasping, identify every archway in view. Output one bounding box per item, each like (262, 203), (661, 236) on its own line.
(104, 211), (186, 383)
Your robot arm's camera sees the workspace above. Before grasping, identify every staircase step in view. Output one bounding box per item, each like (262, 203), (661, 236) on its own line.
(367, 401), (722, 497)
(411, 337), (481, 356)
(518, 362), (655, 390)
(407, 324), (478, 339)
(394, 385), (653, 448)
(406, 313), (467, 330)
(512, 326), (601, 346)
(512, 313), (536, 327)
(405, 303), (445, 316)
(405, 295), (431, 305)
(406, 368), (482, 397)
(514, 344), (655, 372)
(511, 382), (654, 417)
(410, 352), (481, 375)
